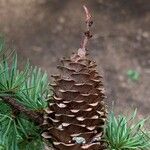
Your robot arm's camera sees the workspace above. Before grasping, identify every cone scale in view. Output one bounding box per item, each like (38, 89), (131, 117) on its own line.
(42, 48), (107, 150)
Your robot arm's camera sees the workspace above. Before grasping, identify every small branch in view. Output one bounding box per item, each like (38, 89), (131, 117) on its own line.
(0, 96), (44, 125)
(81, 5), (93, 50)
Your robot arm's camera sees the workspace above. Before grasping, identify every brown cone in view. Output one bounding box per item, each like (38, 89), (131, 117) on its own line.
(42, 49), (107, 150)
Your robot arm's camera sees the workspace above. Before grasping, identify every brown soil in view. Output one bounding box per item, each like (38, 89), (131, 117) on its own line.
(0, 0), (150, 119)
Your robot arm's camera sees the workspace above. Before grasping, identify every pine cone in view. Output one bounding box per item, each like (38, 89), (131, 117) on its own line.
(42, 48), (107, 150)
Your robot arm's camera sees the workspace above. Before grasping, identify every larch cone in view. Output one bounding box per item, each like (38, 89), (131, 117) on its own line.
(42, 48), (107, 150)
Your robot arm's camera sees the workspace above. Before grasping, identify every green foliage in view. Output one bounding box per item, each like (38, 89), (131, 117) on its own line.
(0, 37), (50, 149)
(0, 110), (44, 150)
(0, 38), (50, 110)
(16, 67), (49, 110)
(105, 110), (150, 150)
(0, 54), (30, 94)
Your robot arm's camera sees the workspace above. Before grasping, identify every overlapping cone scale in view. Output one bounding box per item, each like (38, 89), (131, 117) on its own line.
(42, 49), (107, 150)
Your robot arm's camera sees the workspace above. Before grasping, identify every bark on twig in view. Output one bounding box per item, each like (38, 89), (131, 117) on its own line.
(81, 5), (93, 50)
(0, 96), (44, 125)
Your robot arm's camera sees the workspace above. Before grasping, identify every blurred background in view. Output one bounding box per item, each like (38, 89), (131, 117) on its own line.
(0, 0), (149, 119)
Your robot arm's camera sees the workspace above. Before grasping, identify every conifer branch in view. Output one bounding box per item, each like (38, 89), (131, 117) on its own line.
(0, 96), (44, 125)
(81, 5), (93, 50)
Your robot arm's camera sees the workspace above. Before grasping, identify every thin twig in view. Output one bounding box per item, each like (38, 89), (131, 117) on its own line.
(81, 5), (93, 50)
(0, 96), (44, 125)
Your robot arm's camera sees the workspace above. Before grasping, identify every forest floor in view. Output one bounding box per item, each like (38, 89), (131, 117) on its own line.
(0, 0), (150, 121)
